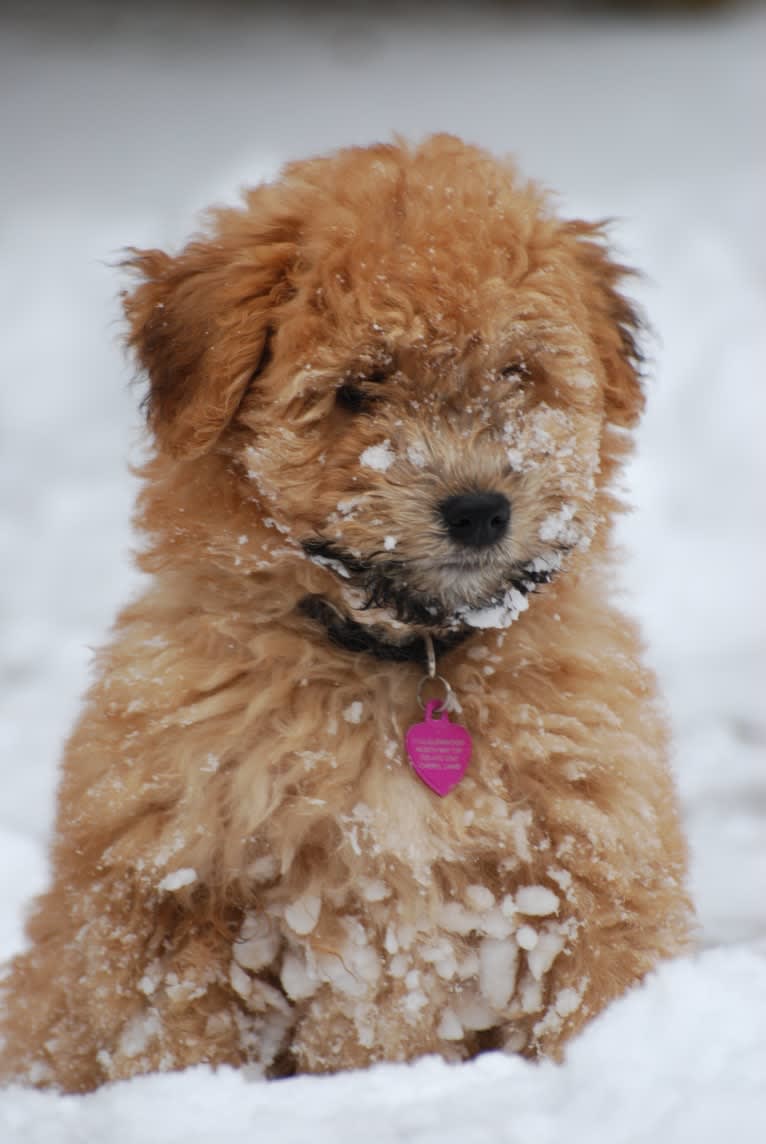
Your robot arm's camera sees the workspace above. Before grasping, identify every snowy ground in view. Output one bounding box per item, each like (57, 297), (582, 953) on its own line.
(1, 2), (764, 1140)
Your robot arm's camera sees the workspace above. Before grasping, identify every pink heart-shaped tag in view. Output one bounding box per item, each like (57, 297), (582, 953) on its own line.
(406, 700), (473, 796)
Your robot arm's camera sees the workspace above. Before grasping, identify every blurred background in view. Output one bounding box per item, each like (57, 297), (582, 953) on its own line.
(0, 0), (763, 961)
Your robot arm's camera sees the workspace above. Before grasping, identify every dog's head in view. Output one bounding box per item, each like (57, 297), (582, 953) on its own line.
(124, 136), (643, 638)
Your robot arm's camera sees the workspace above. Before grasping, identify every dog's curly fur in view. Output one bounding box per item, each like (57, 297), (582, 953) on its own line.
(0, 136), (692, 1092)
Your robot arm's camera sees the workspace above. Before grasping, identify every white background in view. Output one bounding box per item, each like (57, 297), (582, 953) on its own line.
(1, 2), (764, 1140)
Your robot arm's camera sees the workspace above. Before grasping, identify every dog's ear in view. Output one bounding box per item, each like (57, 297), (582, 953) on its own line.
(122, 216), (295, 458)
(564, 221), (645, 430)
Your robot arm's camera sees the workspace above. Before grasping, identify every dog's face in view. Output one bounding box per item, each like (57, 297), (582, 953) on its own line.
(240, 303), (605, 633)
(124, 137), (643, 635)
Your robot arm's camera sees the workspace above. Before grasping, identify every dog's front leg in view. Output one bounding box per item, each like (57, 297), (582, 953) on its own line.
(0, 872), (293, 1092)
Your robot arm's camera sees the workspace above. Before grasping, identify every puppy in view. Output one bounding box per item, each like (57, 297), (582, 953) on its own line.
(0, 135), (692, 1092)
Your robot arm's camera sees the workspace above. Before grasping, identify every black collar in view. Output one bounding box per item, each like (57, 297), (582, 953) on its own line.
(299, 594), (471, 667)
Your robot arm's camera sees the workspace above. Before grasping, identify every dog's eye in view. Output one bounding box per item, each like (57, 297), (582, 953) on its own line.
(335, 371), (387, 414)
(499, 362), (530, 381)
(335, 384), (371, 413)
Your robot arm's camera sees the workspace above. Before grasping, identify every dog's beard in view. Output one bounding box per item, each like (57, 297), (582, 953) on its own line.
(302, 537), (567, 633)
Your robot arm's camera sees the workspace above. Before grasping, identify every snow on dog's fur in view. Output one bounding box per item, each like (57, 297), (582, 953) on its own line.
(0, 136), (692, 1092)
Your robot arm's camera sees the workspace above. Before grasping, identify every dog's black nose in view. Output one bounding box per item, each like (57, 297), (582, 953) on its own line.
(440, 492), (511, 548)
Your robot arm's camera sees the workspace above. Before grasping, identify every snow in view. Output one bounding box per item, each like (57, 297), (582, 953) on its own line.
(538, 503), (579, 546)
(117, 1014), (163, 1062)
(407, 442), (429, 468)
(465, 885), (495, 912)
(156, 868), (197, 893)
(478, 937), (519, 1010)
(516, 925), (539, 951)
(1, 1), (765, 1140)
(283, 895), (322, 937)
(307, 552), (351, 579)
(458, 587), (530, 629)
(342, 701), (364, 724)
(233, 914), (280, 973)
(359, 439), (396, 472)
(526, 927), (568, 983)
(514, 886), (560, 918)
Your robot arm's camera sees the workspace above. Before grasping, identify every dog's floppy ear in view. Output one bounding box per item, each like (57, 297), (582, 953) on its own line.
(565, 221), (645, 430)
(122, 217), (295, 458)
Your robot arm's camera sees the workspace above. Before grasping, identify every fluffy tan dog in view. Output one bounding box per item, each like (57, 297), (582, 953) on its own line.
(0, 136), (692, 1093)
